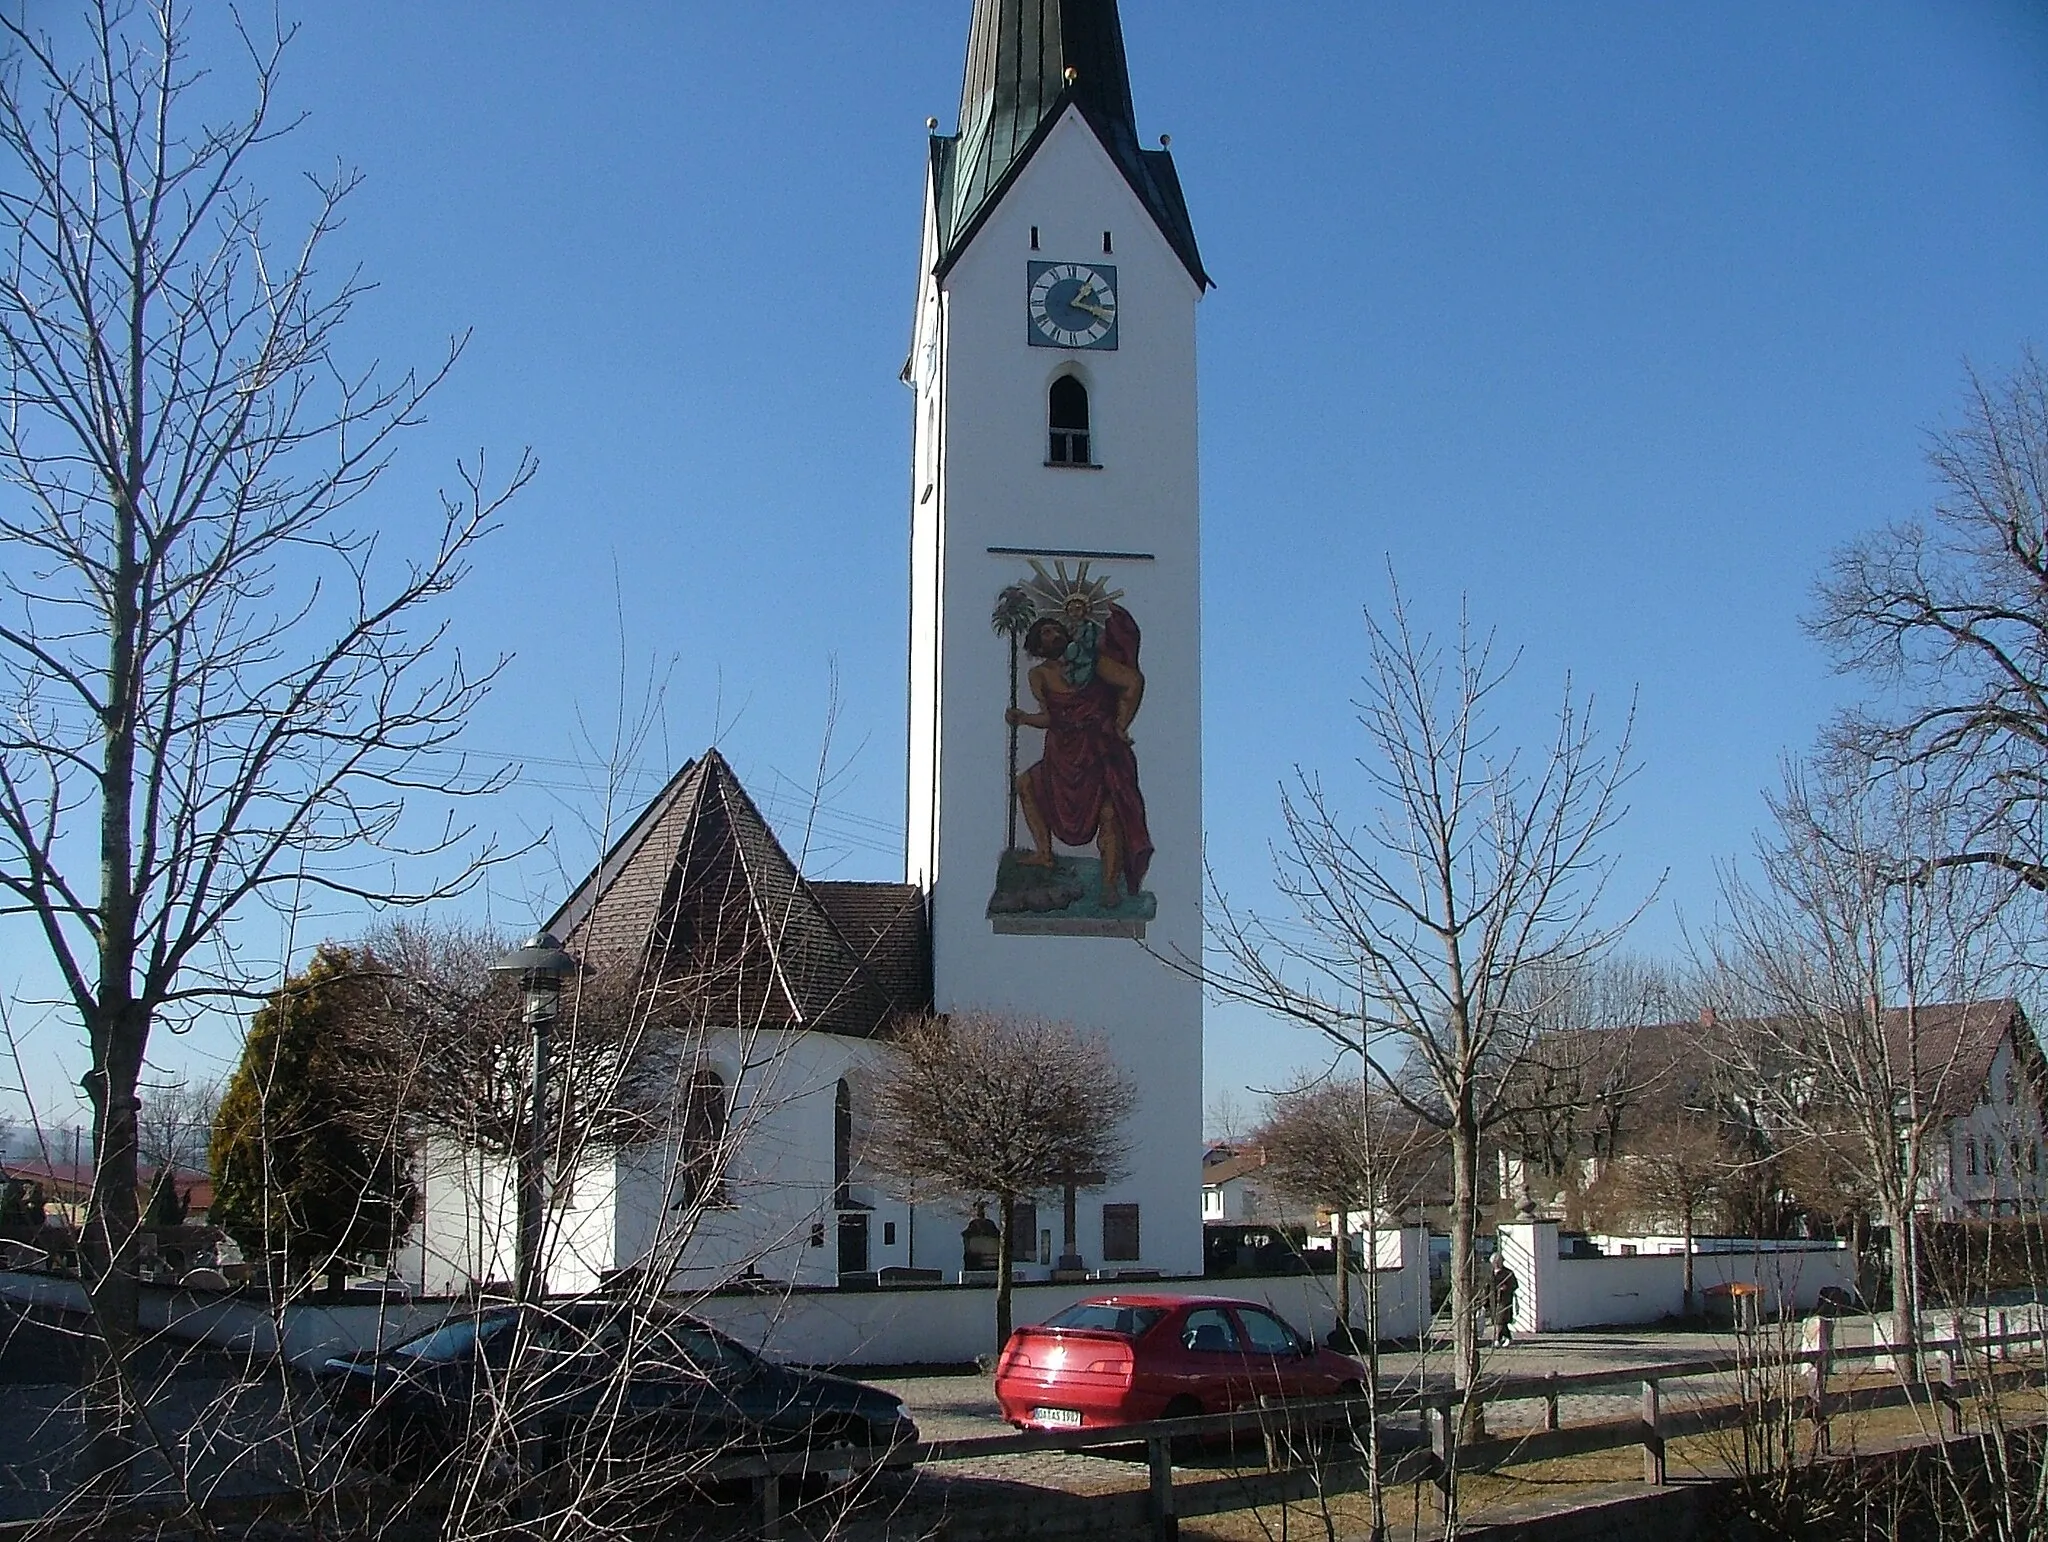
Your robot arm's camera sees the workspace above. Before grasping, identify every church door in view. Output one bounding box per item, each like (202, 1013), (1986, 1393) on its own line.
(838, 1212), (870, 1276)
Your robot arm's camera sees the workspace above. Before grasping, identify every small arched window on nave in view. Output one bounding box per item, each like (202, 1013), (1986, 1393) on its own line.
(834, 1077), (854, 1209)
(1048, 375), (1091, 466)
(676, 1067), (731, 1209)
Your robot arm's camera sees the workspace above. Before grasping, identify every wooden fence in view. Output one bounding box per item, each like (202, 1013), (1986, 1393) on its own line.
(717, 1320), (2048, 1541)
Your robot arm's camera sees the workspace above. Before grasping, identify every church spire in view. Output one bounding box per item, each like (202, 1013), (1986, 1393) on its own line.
(956, 0), (1137, 162)
(933, 0), (1208, 288)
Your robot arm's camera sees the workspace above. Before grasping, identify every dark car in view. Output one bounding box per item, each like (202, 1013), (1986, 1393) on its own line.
(318, 1298), (917, 1481)
(994, 1293), (1366, 1432)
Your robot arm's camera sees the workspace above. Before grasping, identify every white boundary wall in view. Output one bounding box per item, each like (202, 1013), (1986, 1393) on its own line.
(1498, 1220), (1856, 1332)
(0, 1271), (457, 1368)
(697, 1237), (1427, 1368)
(1, 1226), (1430, 1370)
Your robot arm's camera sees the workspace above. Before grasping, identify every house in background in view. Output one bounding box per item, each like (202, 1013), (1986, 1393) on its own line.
(0, 1157), (211, 1228)
(1914, 1001), (2048, 1218)
(1500, 1000), (2048, 1231)
(1200, 1148), (1273, 1223)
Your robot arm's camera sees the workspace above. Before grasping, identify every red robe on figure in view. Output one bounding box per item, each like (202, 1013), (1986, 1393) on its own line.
(1022, 605), (1154, 893)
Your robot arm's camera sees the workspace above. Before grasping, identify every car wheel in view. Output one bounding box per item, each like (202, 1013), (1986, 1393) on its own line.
(366, 1418), (437, 1484)
(1160, 1396), (1204, 1463)
(807, 1419), (877, 1489)
(1333, 1380), (1367, 1442)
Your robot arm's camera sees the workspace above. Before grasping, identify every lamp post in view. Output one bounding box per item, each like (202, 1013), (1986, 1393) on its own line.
(491, 930), (578, 1303)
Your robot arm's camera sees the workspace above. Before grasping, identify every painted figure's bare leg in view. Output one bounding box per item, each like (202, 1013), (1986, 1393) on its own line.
(1014, 772), (1057, 866)
(1097, 798), (1122, 907)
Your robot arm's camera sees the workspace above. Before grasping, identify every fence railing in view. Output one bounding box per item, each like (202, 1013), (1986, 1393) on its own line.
(717, 1320), (2048, 1542)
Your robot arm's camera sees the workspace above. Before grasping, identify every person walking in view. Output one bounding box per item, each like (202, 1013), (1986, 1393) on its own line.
(1490, 1258), (1520, 1348)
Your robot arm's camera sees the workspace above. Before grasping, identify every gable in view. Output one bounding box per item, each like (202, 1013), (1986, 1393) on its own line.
(548, 751), (931, 1038)
(933, 98), (1207, 289)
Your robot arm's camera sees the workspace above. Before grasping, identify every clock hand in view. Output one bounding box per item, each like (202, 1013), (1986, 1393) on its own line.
(1071, 296), (1114, 321)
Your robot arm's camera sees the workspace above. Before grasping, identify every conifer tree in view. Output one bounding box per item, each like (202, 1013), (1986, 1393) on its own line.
(210, 947), (416, 1281)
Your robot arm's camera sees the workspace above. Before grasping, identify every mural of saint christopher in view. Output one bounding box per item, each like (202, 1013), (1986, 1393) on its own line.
(1005, 599), (1153, 910)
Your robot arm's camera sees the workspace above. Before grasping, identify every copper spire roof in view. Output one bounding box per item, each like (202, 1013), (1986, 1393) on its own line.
(932, 0), (1208, 288)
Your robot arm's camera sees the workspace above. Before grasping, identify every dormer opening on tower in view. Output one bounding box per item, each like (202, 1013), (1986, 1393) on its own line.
(1048, 374), (1092, 466)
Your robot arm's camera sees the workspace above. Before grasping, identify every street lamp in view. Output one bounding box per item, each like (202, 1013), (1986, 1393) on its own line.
(491, 930), (578, 1302)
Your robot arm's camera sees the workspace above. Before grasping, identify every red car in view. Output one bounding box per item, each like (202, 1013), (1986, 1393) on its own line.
(994, 1294), (1366, 1432)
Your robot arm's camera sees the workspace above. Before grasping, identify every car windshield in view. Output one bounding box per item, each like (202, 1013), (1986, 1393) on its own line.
(658, 1324), (760, 1379)
(1042, 1303), (1166, 1337)
(390, 1312), (514, 1363)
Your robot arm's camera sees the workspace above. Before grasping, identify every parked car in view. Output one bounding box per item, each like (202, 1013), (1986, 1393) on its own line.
(993, 1293), (1366, 1432)
(318, 1298), (918, 1480)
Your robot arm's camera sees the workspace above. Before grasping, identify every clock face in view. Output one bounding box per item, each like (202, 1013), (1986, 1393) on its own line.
(1028, 261), (1119, 350)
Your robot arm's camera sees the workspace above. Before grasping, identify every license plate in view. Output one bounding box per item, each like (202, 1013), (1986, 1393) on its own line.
(1032, 1406), (1083, 1428)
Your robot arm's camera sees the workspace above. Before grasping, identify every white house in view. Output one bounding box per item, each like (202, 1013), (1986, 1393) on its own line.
(1200, 1149), (1274, 1224)
(405, 0), (1209, 1297)
(1912, 1001), (2048, 1219)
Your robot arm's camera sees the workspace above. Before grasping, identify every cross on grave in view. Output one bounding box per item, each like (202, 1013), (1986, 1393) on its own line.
(1053, 1162), (1108, 1278)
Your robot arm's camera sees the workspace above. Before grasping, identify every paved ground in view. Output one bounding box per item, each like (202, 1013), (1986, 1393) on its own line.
(0, 1303), (1763, 1523)
(0, 1307), (315, 1521)
(869, 1326), (1752, 1495)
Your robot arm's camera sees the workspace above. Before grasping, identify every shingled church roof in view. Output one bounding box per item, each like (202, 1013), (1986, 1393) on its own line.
(932, 0), (1208, 289)
(547, 750), (930, 1038)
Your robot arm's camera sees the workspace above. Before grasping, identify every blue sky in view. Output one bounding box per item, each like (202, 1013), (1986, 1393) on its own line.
(6, 1), (2048, 1128)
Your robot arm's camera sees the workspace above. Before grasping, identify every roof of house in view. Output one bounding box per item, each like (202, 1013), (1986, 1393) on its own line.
(932, 0), (1208, 288)
(1, 1160), (211, 1210)
(1885, 999), (2030, 1120)
(1201, 1149), (1268, 1187)
(1537, 999), (2031, 1126)
(547, 750), (931, 1039)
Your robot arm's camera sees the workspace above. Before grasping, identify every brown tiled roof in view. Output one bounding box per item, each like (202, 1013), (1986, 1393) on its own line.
(1884, 999), (2025, 1120)
(548, 750), (932, 1038)
(1201, 1149), (1268, 1187)
(0, 1161), (211, 1210)
(812, 882), (930, 1008)
(1539, 999), (2030, 1126)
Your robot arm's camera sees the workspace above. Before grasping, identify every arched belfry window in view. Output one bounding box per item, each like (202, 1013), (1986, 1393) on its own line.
(1048, 375), (1091, 466)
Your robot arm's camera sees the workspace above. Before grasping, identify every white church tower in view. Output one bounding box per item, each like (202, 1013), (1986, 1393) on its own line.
(906, 0), (1209, 1277)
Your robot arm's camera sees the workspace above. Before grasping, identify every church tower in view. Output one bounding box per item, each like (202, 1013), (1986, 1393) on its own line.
(906, 0), (1209, 1276)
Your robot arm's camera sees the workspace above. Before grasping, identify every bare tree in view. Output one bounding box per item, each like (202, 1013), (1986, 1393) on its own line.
(1207, 583), (1642, 1433)
(136, 1074), (217, 1228)
(1255, 1074), (1441, 1338)
(1494, 956), (1679, 1225)
(1205, 1088), (1252, 1147)
(1759, 1117), (1883, 1310)
(363, 917), (723, 1301)
(1712, 757), (2013, 1363)
(1585, 1114), (1740, 1314)
(866, 1010), (1137, 1353)
(0, 1), (531, 1371)
(135, 1076), (218, 1179)
(1812, 349), (2048, 895)
(367, 920), (687, 1158)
